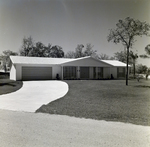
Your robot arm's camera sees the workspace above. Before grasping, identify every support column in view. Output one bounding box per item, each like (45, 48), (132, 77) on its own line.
(96, 67), (98, 79)
(61, 66), (64, 80)
(77, 66), (80, 79)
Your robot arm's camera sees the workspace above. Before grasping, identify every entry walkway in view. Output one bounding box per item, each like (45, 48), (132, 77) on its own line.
(0, 81), (68, 112)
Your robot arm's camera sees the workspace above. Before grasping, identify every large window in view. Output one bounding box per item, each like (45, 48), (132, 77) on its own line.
(117, 67), (125, 78)
(63, 66), (77, 79)
(93, 67), (103, 79)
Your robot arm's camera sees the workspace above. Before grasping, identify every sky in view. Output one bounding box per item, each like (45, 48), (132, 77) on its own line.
(0, 0), (150, 66)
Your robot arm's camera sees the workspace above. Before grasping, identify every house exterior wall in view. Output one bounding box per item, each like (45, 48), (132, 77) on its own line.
(10, 57), (127, 81)
(10, 64), (16, 80)
(16, 64), (22, 80)
(110, 67), (117, 79)
(61, 58), (111, 80)
(103, 67), (110, 79)
(52, 65), (61, 79)
(62, 58), (110, 67)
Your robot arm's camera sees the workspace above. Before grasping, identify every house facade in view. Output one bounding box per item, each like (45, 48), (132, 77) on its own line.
(9, 56), (128, 81)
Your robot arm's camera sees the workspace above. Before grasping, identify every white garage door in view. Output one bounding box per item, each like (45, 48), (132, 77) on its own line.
(22, 67), (52, 80)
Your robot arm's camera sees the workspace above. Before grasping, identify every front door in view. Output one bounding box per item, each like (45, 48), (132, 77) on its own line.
(80, 67), (89, 79)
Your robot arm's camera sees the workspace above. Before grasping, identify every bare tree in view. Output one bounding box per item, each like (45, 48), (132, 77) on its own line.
(107, 17), (150, 85)
(98, 53), (111, 60)
(65, 43), (97, 58)
(84, 43), (97, 56)
(75, 44), (84, 58)
(64, 51), (76, 58)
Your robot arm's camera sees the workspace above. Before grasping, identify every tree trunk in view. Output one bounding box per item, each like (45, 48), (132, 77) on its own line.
(133, 59), (135, 79)
(126, 48), (129, 86)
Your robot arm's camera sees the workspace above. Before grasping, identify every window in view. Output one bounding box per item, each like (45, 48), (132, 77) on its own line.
(97, 67), (103, 79)
(63, 66), (76, 79)
(117, 67), (125, 78)
(118, 67), (123, 73)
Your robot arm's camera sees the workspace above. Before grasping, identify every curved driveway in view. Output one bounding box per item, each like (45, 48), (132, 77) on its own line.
(0, 81), (68, 112)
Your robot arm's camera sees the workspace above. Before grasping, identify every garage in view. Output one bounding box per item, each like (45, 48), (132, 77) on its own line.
(22, 67), (52, 80)
(80, 67), (89, 79)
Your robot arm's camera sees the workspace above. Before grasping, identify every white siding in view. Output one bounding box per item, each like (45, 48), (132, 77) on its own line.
(103, 68), (110, 79)
(52, 65), (61, 79)
(16, 65), (22, 80)
(10, 64), (16, 80)
(77, 66), (80, 79)
(62, 58), (110, 67)
(110, 67), (117, 79)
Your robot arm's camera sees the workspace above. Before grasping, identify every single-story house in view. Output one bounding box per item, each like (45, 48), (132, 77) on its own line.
(9, 56), (129, 81)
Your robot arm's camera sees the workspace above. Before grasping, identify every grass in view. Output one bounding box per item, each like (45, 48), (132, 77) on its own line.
(0, 78), (23, 95)
(36, 79), (150, 126)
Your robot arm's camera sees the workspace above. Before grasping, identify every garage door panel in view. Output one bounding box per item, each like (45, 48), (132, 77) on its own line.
(22, 67), (52, 80)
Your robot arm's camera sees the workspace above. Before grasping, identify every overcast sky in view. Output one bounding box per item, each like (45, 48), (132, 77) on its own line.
(0, 0), (150, 66)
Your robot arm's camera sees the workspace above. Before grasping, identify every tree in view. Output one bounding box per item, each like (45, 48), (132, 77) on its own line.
(107, 17), (150, 85)
(114, 50), (138, 78)
(136, 64), (148, 74)
(83, 43), (97, 56)
(64, 51), (76, 58)
(145, 44), (150, 55)
(28, 42), (47, 57)
(49, 45), (64, 58)
(0, 50), (18, 72)
(75, 44), (84, 58)
(19, 36), (34, 56)
(114, 50), (128, 63)
(140, 44), (150, 58)
(130, 51), (138, 78)
(19, 36), (64, 58)
(97, 53), (113, 60)
(65, 43), (97, 58)
(44, 43), (52, 57)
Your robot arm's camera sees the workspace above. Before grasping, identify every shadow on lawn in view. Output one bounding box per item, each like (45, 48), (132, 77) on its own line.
(0, 79), (23, 95)
(135, 85), (150, 88)
(0, 82), (17, 87)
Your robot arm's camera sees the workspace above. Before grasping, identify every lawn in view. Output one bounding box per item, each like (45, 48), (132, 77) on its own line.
(36, 79), (150, 126)
(0, 79), (23, 95)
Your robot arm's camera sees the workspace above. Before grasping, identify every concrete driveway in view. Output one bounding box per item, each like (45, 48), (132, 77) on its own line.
(0, 81), (68, 112)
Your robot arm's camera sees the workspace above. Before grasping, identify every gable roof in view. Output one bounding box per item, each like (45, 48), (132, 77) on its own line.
(101, 60), (127, 67)
(10, 56), (128, 67)
(10, 56), (75, 65)
(10, 56), (93, 65)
